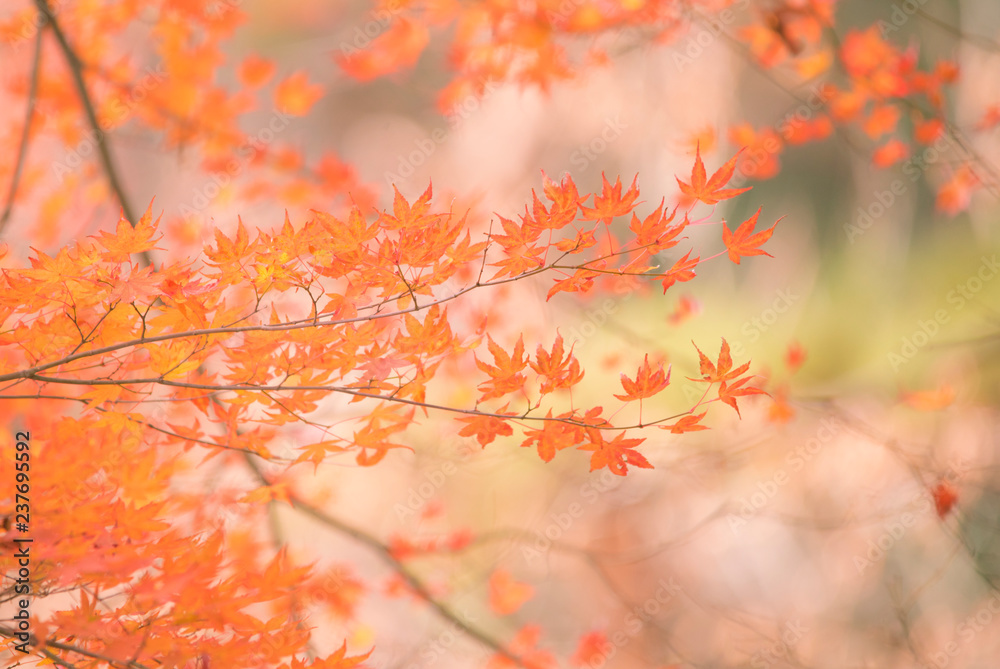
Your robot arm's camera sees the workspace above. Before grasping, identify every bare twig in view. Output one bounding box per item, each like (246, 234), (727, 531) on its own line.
(243, 454), (532, 668)
(0, 624), (153, 669)
(0, 28), (43, 235)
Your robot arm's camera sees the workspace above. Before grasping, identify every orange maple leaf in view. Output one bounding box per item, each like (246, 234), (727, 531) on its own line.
(624, 200), (686, 268)
(520, 410), (586, 463)
(660, 411), (708, 434)
(241, 482), (293, 506)
(489, 215), (546, 279)
(767, 386), (795, 424)
(529, 334), (584, 394)
(274, 71), (324, 116)
(489, 569), (535, 615)
(579, 430), (651, 476)
(718, 375), (768, 418)
(458, 411), (515, 447)
(785, 341), (807, 372)
(336, 18), (429, 81)
(487, 625), (557, 669)
(676, 146), (751, 206)
(872, 139), (909, 167)
(863, 104), (901, 139)
(541, 171), (584, 215)
(95, 201), (163, 261)
(667, 295), (700, 325)
(936, 166), (979, 215)
(303, 642), (373, 669)
(546, 264), (603, 300)
(660, 250), (699, 293)
(579, 173), (640, 223)
(238, 54), (275, 88)
(722, 207), (779, 264)
(570, 631), (611, 668)
(555, 226), (598, 253)
(475, 335), (528, 401)
(899, 384), (955, 411)
(107, 263), (164, 304)
(689, 338), (748, 385)
(689, 339), (768, 417)
(614, 354), (671, 401)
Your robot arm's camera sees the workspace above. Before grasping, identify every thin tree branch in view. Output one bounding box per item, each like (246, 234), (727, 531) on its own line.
(20, 372), (704, 431)
(0, 28), (43, 235)
(0, 624), (153, 669)
(917, 8), (1000, 53)
(31, 0), (153, 266)
(243, 455), (532, 668)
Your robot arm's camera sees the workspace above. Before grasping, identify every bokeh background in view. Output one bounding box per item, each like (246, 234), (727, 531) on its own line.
(3, 0), (1000, 667)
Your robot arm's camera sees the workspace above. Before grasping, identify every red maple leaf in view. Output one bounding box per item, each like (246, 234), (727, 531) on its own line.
(932, 481), (959, 518)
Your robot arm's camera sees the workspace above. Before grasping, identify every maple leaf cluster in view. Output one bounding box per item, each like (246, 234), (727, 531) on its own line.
(0, 129), (775, 665)
(2, 0), (988, 667)
(0, 148), (772, 481)
(332, 0), (992, 213)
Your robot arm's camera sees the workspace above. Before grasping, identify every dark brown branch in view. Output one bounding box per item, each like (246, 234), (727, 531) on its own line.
(32, 0), (153, 266)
